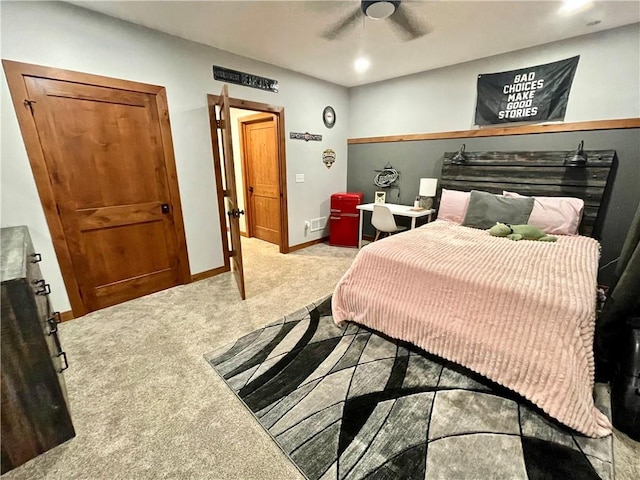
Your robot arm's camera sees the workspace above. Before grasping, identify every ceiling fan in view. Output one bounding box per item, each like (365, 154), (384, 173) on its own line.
(322, 1), (428, 41)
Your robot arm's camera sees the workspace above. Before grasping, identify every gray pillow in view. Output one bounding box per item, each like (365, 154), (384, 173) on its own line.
(462, 190), (534, 229)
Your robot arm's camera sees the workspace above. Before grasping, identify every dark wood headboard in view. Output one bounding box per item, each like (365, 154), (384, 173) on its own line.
(439, 150), (616, 237)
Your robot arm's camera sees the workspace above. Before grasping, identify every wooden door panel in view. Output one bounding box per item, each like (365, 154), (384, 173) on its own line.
(27, 79), (164, 208)
(252, 196), (280, 244)
(82, 220), (175, 285)
(244, 117), (280, 245)
(37, 82), (147, 107)
(76, 202), (163, 231)
(253, 185), (279, 198)
(214, 85), (245, 299)
(248, 122), (278, 196)
(22, 76), (183, 311)
(251, 197), (279, 228)
(94, 270), (177, 309)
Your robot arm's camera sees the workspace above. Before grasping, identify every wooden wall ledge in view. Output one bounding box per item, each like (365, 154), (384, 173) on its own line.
(347, 118), (640, 145)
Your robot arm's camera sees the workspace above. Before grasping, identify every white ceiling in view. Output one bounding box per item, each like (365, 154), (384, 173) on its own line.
(70, 1), (640, 87)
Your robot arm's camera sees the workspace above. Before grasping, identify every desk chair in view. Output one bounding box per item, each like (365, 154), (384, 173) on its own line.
(372, 205), (407, 241)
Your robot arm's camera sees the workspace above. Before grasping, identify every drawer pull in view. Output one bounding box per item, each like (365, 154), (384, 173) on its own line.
(57, 351), (69, 373)
(47, 313), (61, 335)
(31, 253), (42, 263)
(33, 279), (51, 295)
(47, 322), (57, 335)
(49, 326), (69, 372)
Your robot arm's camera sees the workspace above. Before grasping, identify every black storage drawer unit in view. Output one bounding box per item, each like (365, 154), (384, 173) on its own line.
(1, 226), (75, 473)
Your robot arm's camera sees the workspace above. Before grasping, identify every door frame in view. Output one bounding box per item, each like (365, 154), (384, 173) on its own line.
(206, 94), (290, 259)
(238, 112), (278, 240)
(3, 60), (191, 317)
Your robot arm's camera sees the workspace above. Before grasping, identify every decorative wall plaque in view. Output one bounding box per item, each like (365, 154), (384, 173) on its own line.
(322, 149), (336, 169)
(290, 132), (322, 142)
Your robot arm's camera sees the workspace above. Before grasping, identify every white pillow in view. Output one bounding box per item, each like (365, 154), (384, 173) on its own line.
(503, 191), (584, 235)
(437, 189), (471, 224)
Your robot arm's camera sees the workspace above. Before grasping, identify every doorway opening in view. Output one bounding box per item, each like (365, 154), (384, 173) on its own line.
(207, 92), (289, 300)
(233, 109), (282, 245)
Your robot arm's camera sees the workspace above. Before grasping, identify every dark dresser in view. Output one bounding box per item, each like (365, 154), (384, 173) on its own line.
(1, 226), (74, 474)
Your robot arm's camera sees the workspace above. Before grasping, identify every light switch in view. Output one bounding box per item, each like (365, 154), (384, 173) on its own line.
(296, 174), (305, 183)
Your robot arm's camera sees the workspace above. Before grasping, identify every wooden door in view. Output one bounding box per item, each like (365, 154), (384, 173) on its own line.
(241, 114), (281, 245)
(4, 61), (190, 315)
(212, 85), (246, 299)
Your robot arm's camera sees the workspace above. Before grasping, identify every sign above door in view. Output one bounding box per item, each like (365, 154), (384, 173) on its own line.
(213, 65), (279, 93)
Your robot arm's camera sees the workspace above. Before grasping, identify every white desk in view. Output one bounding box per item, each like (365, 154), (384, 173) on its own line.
(356, 203), (435, 248)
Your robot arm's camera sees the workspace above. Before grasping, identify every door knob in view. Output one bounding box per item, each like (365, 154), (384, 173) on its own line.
(248, 186), (254, 193)
(161, 204), (170, 213)
(227, 209), (245, 218)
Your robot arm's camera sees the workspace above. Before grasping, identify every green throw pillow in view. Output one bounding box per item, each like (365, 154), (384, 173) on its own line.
(462, 190), (534, 229)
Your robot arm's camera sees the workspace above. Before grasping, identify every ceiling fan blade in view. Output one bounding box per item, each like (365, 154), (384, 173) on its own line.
(321, 7), (362, 40)
(388, 3), (428, 41)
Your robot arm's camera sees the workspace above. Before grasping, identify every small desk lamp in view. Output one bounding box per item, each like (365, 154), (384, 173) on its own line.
(418, 178), (438, 209)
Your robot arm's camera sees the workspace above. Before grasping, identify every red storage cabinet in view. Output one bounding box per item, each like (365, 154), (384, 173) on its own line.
(330, 192), (364, 247)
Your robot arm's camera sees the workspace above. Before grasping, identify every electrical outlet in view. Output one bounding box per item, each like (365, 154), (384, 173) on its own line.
(296, 174), (304, 183)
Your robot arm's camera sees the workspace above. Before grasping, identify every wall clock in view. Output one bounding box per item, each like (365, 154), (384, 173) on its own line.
(323, 106), (336, 128)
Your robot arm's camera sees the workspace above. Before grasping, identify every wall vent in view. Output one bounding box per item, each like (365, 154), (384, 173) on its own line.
(310, 216), (327, 232)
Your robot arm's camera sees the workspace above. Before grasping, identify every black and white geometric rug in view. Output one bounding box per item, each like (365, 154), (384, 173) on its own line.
(205, 296), (614, 480)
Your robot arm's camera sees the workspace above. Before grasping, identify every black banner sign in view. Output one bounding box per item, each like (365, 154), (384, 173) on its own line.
(474, 56), (579, 125)
(213, 66), (279, 93)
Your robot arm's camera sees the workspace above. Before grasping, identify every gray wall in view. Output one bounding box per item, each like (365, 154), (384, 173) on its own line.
(349, 24), (640, 138)
(347, 128), (640, 286)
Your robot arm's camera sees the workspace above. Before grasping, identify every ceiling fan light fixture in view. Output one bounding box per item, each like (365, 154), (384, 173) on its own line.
(362, 1), (399, 20)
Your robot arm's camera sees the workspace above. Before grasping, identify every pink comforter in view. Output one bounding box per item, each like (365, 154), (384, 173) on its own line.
(332, 220), (612, 437)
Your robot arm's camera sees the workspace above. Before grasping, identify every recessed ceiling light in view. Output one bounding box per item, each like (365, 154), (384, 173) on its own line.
(354, 57), (370, 73)
(559, 0), (594, 15)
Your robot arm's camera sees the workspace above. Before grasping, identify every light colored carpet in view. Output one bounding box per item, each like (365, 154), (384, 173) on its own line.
(4, 238), (639, 479)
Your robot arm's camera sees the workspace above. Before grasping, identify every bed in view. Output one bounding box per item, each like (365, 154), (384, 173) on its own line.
(332, 148), (616, 438)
